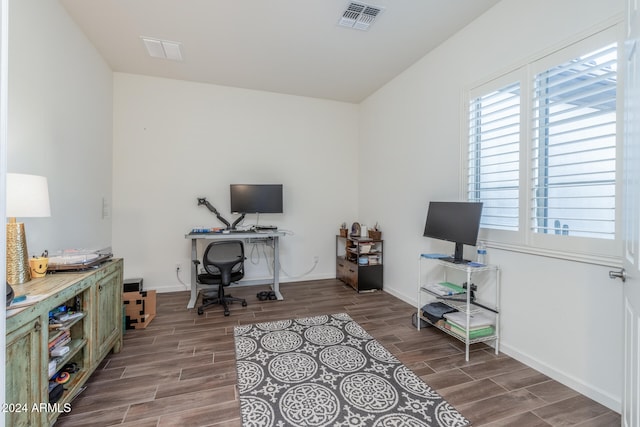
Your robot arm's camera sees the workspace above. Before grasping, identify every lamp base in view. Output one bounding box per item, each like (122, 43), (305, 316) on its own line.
(6, 222), (31, 285)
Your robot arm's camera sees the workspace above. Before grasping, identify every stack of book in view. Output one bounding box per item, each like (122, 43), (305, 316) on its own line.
(443, 311), (495, 339)
(55, 311), (84, 322)
(49, 330), (71, 357)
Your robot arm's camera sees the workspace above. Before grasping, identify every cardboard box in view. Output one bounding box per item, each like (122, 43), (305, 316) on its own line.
(123, 290), (156, 329)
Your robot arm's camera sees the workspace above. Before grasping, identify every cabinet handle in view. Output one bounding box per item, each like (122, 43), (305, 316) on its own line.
(99, 284), (103, 292)
(34, 320), (41, 332)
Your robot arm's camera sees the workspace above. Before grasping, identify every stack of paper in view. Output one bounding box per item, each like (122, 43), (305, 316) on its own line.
(443, 311), (495, 339)
(423, 282), (466, 296)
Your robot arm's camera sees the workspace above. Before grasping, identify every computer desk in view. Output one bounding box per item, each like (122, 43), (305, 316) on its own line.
(185, 230), (286, 309)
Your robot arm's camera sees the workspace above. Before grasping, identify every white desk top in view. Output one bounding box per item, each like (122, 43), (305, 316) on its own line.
(185, 230), (285, 239)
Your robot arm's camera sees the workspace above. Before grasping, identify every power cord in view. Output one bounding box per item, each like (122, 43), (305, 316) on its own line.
(176, 266), (189, 290)
(279, 257), (319, 279)
(246, 236), (318, 279)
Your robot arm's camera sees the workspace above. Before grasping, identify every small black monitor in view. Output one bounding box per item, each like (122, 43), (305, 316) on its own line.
(230, 184), (283, 214)
(423, 201), (483, 263)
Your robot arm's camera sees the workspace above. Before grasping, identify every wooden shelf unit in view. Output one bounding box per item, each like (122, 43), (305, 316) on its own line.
(336, 235), (383, 292)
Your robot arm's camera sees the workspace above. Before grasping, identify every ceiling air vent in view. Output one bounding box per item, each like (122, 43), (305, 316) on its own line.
(338, 2), (384, 31)
(141, 37), (183, 61)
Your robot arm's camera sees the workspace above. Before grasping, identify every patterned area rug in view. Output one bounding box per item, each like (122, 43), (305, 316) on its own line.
(233, 313), (469, 427)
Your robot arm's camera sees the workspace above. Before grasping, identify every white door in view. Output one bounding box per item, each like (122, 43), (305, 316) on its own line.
(621, 1), (640, 426)
(1, 0), (8, 419)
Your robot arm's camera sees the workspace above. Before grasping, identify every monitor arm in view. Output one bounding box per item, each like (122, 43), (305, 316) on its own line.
(231, 214), (245, 230)
(197, 197), (231, 229)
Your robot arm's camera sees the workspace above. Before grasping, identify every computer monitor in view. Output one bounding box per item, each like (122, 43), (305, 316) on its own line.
(230, 184), (283, 214)
(423, 201), (483, 263)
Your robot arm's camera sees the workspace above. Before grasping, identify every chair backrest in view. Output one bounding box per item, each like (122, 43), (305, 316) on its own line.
(202, 240), (245, 285)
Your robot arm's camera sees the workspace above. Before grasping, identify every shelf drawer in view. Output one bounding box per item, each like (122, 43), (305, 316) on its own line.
(336, 258), (358, 289)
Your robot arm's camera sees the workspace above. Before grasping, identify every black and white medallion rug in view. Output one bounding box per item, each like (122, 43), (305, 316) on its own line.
(233, 313), (469, 427)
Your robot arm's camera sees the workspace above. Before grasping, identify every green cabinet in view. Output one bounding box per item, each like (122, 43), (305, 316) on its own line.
(5, 259), (123, 426)
(94, 267), (123, 362)
(5, 316), (46, 427)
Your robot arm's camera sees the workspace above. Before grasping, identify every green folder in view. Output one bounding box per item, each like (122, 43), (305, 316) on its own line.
(439, 282), (466, 294)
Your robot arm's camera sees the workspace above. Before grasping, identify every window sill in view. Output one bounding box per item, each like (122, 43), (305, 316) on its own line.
(485, 241), (622, 269)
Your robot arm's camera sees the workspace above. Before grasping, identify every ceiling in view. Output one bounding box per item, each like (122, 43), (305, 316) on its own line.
(59, 0), (500, 103)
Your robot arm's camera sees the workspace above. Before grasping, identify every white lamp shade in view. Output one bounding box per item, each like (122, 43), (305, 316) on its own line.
(6, 173), (51, 218)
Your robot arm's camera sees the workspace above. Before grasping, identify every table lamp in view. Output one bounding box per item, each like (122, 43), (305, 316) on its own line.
(6, 173), (51, 285)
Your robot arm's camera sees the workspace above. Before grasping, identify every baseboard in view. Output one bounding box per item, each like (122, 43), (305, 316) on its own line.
(145, 273), (338, 294)
(383, 286), (418, 308)
(383, 285), (622, 414)
(145, 279), (622, 413)
(148, 284), (188, 293)
(499, 343), (621, 413)
(279, 272), (336, 282)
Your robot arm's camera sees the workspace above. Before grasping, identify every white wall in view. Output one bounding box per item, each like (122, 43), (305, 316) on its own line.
(112, 73), (359, 291)
(359, 0), (624, 412)
(7, 0), (113, 255)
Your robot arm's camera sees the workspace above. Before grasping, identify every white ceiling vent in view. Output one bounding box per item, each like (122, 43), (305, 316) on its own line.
(338, 2), (384, 31)
(141, 37), (183, 61)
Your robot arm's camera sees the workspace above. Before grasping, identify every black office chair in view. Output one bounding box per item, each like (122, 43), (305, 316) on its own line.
(194, 240), (247, 316)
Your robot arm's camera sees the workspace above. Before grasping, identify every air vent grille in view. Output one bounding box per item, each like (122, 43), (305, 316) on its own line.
(339, 2), (384, 31)
(141, 37), (183, 61)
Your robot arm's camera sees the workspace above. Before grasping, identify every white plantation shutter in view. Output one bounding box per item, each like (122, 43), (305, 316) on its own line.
(531, 43), (617, 239)
(466, 28), (620, 259)
(468, 81), (520, 231)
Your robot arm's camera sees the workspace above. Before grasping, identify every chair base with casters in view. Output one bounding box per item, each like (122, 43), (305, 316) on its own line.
(197, 284), (247, 316)
(193, 239), (247, 316)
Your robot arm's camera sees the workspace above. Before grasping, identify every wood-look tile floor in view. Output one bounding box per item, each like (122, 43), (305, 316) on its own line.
(55, 279), (620, 427)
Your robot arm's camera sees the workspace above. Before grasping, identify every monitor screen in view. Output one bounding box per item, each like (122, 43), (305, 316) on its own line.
(230, 184), (283, 214)
(423, 201), (483, 263)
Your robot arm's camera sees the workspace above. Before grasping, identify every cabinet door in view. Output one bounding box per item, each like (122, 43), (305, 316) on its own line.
(6, 317), (46, 427)
(94, 268), (122, 362)
(357, 264), (383, 291)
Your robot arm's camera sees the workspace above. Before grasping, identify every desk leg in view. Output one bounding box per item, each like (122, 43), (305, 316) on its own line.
(187, 238), (198, 309)
(272, 236), (283, 300)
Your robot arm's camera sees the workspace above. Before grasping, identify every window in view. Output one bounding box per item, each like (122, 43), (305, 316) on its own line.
(531, 44), (617, 240)
(468, 81), (520, 232)
(466, 27), (620, 260)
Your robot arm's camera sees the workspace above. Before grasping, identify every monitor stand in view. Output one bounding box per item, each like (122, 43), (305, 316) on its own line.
(230, 214), (245, 230)
(197, 198), (231, 229)
(442, 242), (469, 264)
(441, 257), (470, 264)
